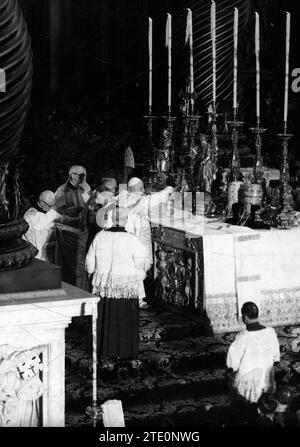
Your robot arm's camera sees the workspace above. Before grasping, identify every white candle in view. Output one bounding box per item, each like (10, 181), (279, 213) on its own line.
(148, 17), (153, 114)
(255, 12), (260, 125)
(92, 301), (98, 412)
(186, 9), (194, 96)
(166, 13), (172, 111)
(233, 8), (239, 112)
(211, 1), (216, 108)
(284, 12), (291, 129)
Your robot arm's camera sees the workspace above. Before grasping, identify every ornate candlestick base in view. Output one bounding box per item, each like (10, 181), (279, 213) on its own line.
(206, 105), (220, 172)
(143, 114), (158, 189)
(249, 127), (267, 184)
(222, 120), (244, 221)
(226, 120), (244, 182)
(203, 106), (225, 216)
(276, 133), (296, 229)
(86, 404), (102, 427)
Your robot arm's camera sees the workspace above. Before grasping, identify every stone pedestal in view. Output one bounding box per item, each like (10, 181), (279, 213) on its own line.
(0, 282), (99, 427)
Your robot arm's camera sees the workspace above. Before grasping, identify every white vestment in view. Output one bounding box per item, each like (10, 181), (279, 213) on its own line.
(85, 231), (148, 300)
(117, 187), (173, 272)
(226, 327), (280, 403)
(23, 207), (60, 261)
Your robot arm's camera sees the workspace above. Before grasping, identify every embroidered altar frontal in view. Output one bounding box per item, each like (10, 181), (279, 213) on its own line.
(151, 220), (300, 334)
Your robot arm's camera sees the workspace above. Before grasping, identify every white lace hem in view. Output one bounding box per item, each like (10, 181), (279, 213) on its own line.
(92, 273), (140, 299)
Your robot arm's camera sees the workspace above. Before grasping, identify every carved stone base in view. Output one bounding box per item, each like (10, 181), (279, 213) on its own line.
(0, 281), (99, 426)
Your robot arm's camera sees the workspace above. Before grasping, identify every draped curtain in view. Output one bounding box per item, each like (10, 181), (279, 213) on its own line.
(0, 0), (33, 163)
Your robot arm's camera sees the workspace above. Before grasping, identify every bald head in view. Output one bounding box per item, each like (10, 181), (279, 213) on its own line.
(38, 190), (55, 211)
(128, 177), (144, 193)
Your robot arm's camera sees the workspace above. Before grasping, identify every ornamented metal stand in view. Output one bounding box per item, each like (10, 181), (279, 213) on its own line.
(249, 126), (266, 185)
(223, 119), (244, 220)
(227, 120), (244, 182)
(204, 105), (225, 216)
(207, 105), (219, 176)
(177, 86), (202, 213)
(276, 132), (296, 229)
(143, 114), (157, 187)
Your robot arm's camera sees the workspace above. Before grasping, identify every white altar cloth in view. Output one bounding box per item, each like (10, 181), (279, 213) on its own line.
(151, 213), (300, 332)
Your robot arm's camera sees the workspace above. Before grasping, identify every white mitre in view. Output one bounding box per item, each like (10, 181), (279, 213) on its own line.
(124, 146), (135, 168)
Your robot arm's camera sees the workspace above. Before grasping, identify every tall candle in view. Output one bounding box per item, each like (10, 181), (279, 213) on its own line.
(233, 8), (239, 112)
(255, 12), (260, 125)
(284, 12), (291, 130)
(186, 9), (194, 96)
(92, 301), (98, 419)
(148, 17), (153, 114)
(166, 13), (172, 111)
(211, 1), (216, 108)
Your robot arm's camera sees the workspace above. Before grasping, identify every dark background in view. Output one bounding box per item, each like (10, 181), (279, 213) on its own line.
(16, 0), (300, 199)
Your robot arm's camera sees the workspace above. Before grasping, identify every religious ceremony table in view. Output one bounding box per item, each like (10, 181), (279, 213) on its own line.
(150, 209), (300, 334)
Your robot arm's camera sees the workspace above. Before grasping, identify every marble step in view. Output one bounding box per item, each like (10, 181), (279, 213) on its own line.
(67, 306), (209, 344)
(124, 394), (230, 427)
(66, 334), (229, 378)
(66, 368), (228, 412)
(65, 394), (230, 428)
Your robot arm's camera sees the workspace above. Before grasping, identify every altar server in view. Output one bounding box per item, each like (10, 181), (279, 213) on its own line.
(226, 302), (280, 403)
(23, 190), (61, 261)
(85, 202), (148, 360)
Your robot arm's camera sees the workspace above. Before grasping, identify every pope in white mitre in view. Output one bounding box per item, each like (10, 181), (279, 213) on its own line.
(117, 177), (174, 272)
(226, 301), (280, 404)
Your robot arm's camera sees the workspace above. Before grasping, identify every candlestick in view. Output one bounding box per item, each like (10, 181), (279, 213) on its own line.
(85, 301), (100, 427)
(284, 12), (291, 132)
(233, 8), (239, 113)
(276, 132), (295, 229)
(255, 12), (260, 126)
(227, 120), (243, 182)
(207, 105), (219, 176)
(148, 17), (153, 115)
(166, 13), (172, 113)
(186, 9), (194, 111)
(224, 119), (244, 221)
(211, 1), (216, 108)
(249, 126), (266, 185)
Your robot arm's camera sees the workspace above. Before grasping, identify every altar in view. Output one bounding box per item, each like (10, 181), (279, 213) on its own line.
(150, 211), (300, 334)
